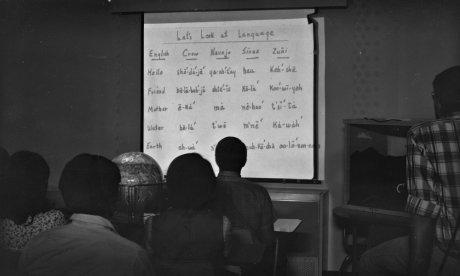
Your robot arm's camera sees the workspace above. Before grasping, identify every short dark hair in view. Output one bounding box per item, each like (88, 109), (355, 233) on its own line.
(2, 151), (49, 222)
(215, 136), (247, 172)
(166, 153), (216, 210)
(59, 154), (120, 217)
(433, 66), (460, 117)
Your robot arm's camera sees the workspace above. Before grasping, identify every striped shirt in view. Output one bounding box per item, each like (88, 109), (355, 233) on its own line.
(405, 117), (460, 254)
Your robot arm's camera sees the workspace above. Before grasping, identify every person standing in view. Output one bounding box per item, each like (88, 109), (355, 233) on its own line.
(215, 136), (275, 275)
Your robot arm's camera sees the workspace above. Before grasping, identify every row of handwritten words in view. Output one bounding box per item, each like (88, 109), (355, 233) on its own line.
(148, 46), (288, 61)
(146, 99), (300, 113)
(146, 82), (303, 95)
(146, 64), (298, 78)
(146, 116), (303, 132)
(145, 138), (316, 151)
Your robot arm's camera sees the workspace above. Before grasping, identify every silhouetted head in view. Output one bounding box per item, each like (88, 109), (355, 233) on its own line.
(215, 136), (247, 173)
(432, 66), (460, 118)
(2, 151), (50, 223)
(59, 154), (120, 218)
(166, 153), (216, 210)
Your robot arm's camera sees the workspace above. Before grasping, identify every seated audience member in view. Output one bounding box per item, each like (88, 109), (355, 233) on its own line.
(215, 137), (275, 275)
(0, 151), (66, 251)
(145, 153), (230, 276)
(19, 154), (154, 276)
(359, 66), (460, 275)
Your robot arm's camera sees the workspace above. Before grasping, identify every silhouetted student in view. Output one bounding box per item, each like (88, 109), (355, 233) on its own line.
(215, 136), (275, 275)
(0, 151), (66, 251)
(19, 154), (154, 276)
(359, 66), (460, 275)
(145, 153), (231, 276)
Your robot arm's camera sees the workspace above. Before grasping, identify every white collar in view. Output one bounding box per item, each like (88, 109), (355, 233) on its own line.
(218, 171), (241, 178)
(70, 213), (116, 232)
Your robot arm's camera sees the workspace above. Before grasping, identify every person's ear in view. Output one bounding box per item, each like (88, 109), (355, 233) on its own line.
(432, 92), (443, 118)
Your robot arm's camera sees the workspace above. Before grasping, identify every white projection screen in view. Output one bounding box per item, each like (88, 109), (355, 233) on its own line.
(143, 10), (317, 180)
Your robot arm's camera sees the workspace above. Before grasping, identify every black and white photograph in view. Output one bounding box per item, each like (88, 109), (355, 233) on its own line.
(1, 0), (460, 275)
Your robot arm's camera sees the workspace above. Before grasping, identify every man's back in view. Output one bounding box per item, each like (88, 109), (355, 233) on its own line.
(19, 214), (153, 276)
(406, 117), (460, 253)
(217, 171), (274, 244)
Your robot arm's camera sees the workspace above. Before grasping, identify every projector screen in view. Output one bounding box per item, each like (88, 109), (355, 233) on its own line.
(143, 11), (316, 180)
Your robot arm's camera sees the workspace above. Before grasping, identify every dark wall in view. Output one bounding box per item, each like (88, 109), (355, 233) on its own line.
(0, 0), (142, 187)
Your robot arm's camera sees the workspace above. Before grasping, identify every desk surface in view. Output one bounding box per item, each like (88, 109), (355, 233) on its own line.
(333, 204), (412, 226)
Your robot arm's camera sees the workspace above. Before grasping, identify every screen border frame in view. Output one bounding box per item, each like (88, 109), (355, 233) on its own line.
(141, 10), (322, 184)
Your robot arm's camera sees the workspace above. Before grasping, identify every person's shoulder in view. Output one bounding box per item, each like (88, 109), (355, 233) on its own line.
(96, 230), (149, 262)
(410, 118), (456, 133)
(20, 223), (65, 252)
(409, 118), (459, 140)
(43, 209), (66, 218)
(408, 120), (434, 134)
(28, 221), (69, 239)
(0, 217), (15, 228)
(32, 209), (67, 226)
(41, 220), (141, 254)
(219, 176), (270, 199)
(240, 179), (270, 196)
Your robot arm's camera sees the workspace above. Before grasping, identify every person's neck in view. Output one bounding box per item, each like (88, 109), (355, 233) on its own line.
(219, 170), (241, 177)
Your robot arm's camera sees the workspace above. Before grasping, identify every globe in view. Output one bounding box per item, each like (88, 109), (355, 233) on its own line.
(112, 152), (163, 224)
